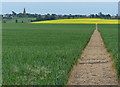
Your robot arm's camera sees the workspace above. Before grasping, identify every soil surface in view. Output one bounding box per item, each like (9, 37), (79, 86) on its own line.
(67, 25), (118, 85)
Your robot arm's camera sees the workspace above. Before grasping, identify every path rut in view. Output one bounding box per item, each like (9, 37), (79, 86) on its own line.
(67, 24), (118, 85)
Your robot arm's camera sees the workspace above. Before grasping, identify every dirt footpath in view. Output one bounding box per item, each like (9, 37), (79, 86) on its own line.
(67, 25), (118, 85)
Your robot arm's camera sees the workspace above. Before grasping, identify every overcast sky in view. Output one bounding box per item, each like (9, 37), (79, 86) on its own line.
(1, 2), (118, 15)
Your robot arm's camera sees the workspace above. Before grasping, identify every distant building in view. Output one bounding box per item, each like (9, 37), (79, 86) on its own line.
(23, 8), (26, 14)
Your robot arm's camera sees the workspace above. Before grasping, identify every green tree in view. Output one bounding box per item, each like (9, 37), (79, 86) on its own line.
(15, 19), (18, 23)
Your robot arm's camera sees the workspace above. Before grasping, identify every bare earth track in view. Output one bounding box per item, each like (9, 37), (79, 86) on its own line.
(67, 25), (118, 85)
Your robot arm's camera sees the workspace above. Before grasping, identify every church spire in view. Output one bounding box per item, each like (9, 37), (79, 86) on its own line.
(23, 8), (26, 14)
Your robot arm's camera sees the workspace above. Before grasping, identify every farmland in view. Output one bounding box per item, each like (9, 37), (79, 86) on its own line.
(3, 17), (36, 23)
(2, 23), (95, 85)
(98, 24), (119, 78)
(32, 18), (119, 24)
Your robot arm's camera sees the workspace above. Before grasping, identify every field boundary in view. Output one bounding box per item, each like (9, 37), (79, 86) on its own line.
(67, 26), (95, 83)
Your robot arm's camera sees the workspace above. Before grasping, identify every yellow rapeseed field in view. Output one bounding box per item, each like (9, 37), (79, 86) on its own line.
(32, 18), (119, 24)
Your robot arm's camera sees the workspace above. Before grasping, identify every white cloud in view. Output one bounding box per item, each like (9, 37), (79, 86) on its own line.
(1, 0), (119, 2)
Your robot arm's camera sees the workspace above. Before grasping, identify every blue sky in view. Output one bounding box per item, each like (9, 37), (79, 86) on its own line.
(2, 2), (118, 15)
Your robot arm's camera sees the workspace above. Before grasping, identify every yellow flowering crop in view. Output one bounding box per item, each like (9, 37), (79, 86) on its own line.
(32, 18), (119, 24)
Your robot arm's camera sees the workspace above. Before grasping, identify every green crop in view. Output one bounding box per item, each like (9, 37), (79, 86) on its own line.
(2, 23), (94, 85)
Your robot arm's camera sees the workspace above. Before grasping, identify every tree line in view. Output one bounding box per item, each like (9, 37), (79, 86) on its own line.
(2, 12), (119, 23)
(34, 12), (119, 21)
